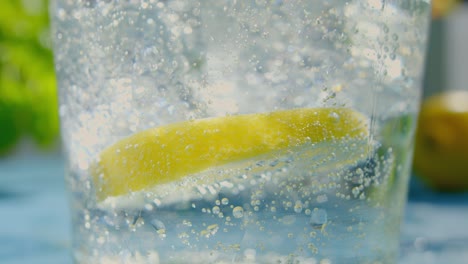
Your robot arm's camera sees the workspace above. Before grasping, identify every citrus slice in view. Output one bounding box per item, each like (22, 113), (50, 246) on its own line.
(92, 108), (369, 200)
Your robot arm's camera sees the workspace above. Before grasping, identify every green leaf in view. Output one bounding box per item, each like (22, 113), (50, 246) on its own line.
(0, 0), (50, 41)
(0, 0), (59, 152)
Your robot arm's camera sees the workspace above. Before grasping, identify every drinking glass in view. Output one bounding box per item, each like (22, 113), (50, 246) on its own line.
(50, 0), (432, 263)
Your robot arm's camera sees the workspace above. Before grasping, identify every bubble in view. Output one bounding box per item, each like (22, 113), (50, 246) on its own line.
(220, 181), (234, 189)
(144, 203), (154, 211)
(294, 201), (303, 213)
(269, 160), (279, 167)
(282, 215), (296, 225)
(183, 27), (193, 34)
(221, 198), (229, 205)
(212, 206), (221, 214)
(57, 8), (66, 20)
(310, 208), (327, 229)
(359, 193), (366, 200)
(97, 236), (106, 244)
(316, 194), (328, 203)
(207, 224), (218, 231)
(383, 25), (390, 33)
(308, 243), (318, 254)
(150, 219), (166, 235)
(184, 144), (193, 151)
(233, 206), (244, 218)
(352, 187), (360, 197)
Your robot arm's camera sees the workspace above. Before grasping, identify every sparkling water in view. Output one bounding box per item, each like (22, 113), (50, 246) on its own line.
(50, 0), (431, 263)
(69, 123), (415, 263)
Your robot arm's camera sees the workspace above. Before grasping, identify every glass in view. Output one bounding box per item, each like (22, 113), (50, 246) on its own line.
(50, 0), (431, 263)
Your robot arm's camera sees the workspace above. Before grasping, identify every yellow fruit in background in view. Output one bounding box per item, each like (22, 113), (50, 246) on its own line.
(432, 0), (460, 19)
(413, 90), (468, 192)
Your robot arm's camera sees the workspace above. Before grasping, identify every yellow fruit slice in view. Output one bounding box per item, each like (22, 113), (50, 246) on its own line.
(92, 108), (369, 200)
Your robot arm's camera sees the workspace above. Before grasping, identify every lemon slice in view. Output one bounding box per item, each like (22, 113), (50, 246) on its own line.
(92, 108), (369, 200)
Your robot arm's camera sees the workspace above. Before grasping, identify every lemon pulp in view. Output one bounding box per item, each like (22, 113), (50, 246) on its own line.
(93, 108), (369, 200)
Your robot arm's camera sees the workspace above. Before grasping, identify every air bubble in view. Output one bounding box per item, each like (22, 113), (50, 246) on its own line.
(352, 187), (360, 197)
(329, 112), (339, 121)
(233, 206), (244, 218)
(294, 201), (303, 213)
(150, 219), (166, 234)
(383, 25), (390, 33)
(310, 208), (327, 229)
(144, 203), (154, 211)
(316, 194), (328, 203)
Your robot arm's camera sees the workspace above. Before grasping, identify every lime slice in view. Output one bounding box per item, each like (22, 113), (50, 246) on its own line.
(92, 108), (369, 200)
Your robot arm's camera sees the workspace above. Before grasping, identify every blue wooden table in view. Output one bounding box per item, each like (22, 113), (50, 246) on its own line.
(1, 151), (467, 264)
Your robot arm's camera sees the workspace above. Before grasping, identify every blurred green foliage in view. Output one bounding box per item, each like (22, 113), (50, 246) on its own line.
(0, 0), (58, 155)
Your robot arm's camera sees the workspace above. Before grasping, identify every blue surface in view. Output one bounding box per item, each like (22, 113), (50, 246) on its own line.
(0, 152), (70, 264)
(1, 151), (467, 264)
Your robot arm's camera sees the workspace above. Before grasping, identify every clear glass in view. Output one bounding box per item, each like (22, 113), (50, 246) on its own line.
(51, 0), (431, 263)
